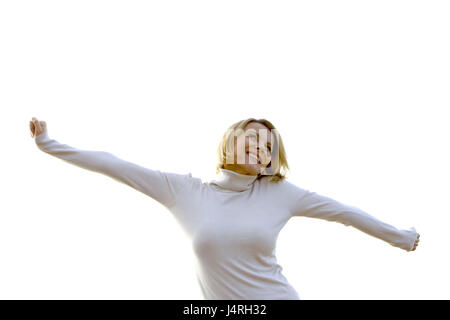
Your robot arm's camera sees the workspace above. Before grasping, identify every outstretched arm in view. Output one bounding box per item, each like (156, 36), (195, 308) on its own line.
(288, 184), (420, 251)
(31, 118), (192, 210)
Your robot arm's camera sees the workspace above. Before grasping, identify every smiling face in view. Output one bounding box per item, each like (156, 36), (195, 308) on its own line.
(223, 122), (274, 176)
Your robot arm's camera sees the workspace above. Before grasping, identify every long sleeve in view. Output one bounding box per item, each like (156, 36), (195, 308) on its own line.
(287, 183), (418, 251)
(34, 131), (193, 209)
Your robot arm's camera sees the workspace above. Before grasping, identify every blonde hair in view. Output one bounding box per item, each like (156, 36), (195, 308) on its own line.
(216, 118), (290, 182)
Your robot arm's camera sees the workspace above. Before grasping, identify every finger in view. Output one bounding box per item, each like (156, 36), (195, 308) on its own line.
(40, 121), (46, 131)
(29, 121), (35, 137)
(34, 119), (42, 133)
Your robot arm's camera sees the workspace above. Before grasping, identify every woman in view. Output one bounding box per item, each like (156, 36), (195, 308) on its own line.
(29, 116), (420, 300)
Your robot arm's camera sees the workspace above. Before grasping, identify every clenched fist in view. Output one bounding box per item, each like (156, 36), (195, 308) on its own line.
(411, 233), (420, 251)
(29, 117), (47, 138)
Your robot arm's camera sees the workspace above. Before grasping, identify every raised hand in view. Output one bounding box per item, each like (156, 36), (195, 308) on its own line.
(30, 117), (47, 138)
(411, 233), (420, 251)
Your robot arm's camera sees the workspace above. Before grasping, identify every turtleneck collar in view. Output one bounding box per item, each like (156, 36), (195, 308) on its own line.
(210, 168), (259, 192)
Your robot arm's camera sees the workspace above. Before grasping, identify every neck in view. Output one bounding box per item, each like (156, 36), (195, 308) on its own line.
(222, 164), (252, 176)
(210, 168), (259, 192)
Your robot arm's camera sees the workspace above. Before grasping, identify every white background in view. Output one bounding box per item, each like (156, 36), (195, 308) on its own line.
(1, 1), (449, 299)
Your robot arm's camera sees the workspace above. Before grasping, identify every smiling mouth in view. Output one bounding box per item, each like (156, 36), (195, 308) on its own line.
(247, 152), (261, 164)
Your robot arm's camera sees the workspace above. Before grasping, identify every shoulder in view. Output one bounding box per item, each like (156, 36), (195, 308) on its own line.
(163, 171), (205, 193)
(265, 177), (310, 198)
(254, 176), (312, 209)
(185, 172), (204, 187)
(185, 172), (213, 192)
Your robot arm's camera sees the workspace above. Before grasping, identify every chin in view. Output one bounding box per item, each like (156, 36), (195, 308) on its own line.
(244, 164), (264, 175)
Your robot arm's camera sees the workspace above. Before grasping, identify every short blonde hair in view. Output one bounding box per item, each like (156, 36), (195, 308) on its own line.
(216, 118), (290, 182)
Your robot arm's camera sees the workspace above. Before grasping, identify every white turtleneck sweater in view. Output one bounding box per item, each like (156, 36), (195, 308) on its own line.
(34, 131), (419, 300)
